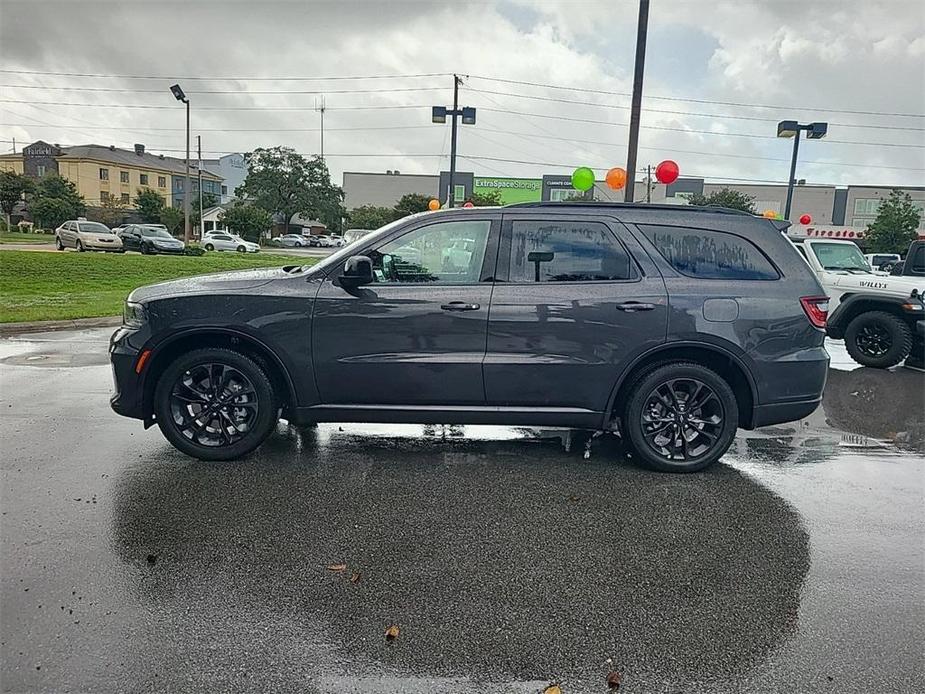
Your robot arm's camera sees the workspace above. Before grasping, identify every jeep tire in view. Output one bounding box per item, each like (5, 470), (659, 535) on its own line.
(845, 311), (912, 369)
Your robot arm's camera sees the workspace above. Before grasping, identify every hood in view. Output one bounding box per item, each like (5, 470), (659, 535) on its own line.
(128, 266), (293, 302)
(829, 272), (924, 298)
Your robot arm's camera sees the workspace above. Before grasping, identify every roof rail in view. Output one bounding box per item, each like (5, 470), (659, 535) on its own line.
(504, 201), (756, 217)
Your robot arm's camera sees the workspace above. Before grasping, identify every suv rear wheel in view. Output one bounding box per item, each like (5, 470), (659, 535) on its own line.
(153, 348), (279, 461)
(623, 362), (738, 473)
(844, 311), (912, 369)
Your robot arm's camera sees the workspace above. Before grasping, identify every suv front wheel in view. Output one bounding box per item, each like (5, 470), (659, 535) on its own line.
(623, 362), (739, 473)
(153, 348), (279, 461)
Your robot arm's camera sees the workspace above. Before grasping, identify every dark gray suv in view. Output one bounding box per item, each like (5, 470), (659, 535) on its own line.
(110, 203), (829, 472)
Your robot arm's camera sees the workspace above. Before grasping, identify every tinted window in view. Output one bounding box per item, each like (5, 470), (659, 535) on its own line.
(370, 220), (491, 284)
(640, 225), (779, 280)
(911, 245), (925, 273)
(509, 220), (636, 282)
(141, 227), (172, 238)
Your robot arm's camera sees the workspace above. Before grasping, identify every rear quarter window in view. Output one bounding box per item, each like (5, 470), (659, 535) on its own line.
(639, 224), (780, 280)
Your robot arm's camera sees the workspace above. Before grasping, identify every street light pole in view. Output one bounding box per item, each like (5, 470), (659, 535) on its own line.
(448, 74), (460, 208)
(624, 0), (650, 203)
(783, 129), (801, 220)
(197, 135), (204, 239)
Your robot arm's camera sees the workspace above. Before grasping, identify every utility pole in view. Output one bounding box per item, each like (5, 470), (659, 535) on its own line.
(316, 96), (326, 161)
(448, 74), (461, 208)
(646, 164), (651, 203)
(184, 98), (191, 242)
(11, 137), (15, 154)
(624, 0), (650, 203)
(197, 135), (204, 239)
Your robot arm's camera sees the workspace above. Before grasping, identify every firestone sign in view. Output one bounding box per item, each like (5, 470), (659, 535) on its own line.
(788, 225), (866, 240)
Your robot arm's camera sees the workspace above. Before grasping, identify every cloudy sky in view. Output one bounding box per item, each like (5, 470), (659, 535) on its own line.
(1, 0), (923, 189)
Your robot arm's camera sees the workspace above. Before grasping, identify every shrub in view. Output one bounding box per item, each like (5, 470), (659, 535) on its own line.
(183, 244), (206, 256)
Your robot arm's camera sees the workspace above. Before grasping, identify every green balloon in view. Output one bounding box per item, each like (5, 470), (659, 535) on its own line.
(571, 167), (595, 192)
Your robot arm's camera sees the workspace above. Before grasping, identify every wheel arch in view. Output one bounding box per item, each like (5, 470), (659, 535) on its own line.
(827, 294), (915, 338)
(606, 341), (758, 429)
(140, 327), (298, 423)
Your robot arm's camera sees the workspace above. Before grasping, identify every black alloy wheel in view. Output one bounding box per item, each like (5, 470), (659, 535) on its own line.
(154, 348), (279, 460)
(624, 362), (738, 472)
(844, 311), (912, 369)
(855, 324), (891, 358)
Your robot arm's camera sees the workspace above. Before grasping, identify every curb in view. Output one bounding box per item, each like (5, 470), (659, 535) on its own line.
(0, 315), (121, 337)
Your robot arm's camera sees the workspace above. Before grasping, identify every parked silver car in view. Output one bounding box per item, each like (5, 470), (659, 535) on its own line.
(201, 231), (260, 253)
(55, 220), (124, 252)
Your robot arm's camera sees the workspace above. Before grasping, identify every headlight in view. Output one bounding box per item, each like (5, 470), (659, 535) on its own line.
(123, 301), (147, 327)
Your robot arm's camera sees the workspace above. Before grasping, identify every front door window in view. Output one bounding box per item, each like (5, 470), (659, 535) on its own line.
(370, 220), (492, 284)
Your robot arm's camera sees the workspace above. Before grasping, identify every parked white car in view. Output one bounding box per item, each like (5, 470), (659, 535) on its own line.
(201, 232), (260, 253)
(55, 220), (124, 252)
(864, 253), (901, 272)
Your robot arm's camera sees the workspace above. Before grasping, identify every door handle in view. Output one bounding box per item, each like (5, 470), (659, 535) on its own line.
(440, 301), (480, 311)
(615, 301), (656, 312)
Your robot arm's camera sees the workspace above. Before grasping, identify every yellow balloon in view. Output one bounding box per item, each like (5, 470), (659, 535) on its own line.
(762, 209), (777, 219)
(428, 199), (440, 211)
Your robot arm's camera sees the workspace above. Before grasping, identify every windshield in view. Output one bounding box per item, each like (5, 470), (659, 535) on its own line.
(141, 227), (174, 238)
(811, 242), (871, 272)
(77, 222), (113, 234)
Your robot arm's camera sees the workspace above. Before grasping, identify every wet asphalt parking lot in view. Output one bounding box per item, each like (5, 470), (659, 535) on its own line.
(0, 329), (922, 694)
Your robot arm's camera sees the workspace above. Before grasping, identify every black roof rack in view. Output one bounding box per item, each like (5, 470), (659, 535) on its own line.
(504, 201), (756, 218)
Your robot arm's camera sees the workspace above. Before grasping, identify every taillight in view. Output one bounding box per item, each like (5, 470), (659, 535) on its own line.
(800, 296), (829, 329)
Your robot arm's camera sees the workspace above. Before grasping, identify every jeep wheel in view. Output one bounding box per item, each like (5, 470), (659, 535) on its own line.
(845, 311), (912, 369)
(623, 362), (738, 473)
(154, 348), (279, 461)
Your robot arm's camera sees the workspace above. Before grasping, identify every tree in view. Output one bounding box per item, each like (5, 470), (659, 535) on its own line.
(96, 195), (126, 227)
(30, 198), (73, 230)
(467, 190), (503, 207)
(395, 193), (432, 216)
(190, 192), (218, 230)
(0, 171), (33, 229)
(347, 205), (398, 230)
(219, 203), (273, 243)
(159, 206), (184, 235)
(237, 147), (345, 235)
(688, 188), (756, 213)
(865, 190), (922, 254)
(134, 188), (166, 223)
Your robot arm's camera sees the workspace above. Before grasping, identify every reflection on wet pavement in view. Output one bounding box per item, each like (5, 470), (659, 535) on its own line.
(1, 328), (923, 693)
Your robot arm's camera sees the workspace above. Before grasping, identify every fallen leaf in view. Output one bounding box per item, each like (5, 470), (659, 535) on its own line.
(350, 571), (362, 584)
(543, 685), (561, 694)
(385, 625), (399, 642)
(607, 671), (622, 689)
(326, 563), (347, 572)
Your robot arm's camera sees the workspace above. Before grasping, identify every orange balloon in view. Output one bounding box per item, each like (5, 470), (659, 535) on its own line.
(428, 199), (440, 211)
(762, 209), (777, 219)
(605, 167), (627, 190)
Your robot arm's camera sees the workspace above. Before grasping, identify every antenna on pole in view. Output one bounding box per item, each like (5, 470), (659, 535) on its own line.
(315, 96), (326, 161)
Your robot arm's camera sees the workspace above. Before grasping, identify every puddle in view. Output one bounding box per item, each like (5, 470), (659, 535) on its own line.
(1, 350), (110, 367)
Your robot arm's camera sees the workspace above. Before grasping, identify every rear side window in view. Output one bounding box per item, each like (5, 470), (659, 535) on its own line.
(639, 224), (779, 280)
(509, 220), (637, 282)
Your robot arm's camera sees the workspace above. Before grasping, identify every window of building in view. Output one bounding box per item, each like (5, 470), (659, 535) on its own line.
(221, 185), (228, 196)
(100, 191), (110, 203)
(36, 165), (46, 177)
(120, 171), (129, 184)
(508, 220), (636, 283)
(158, 176), (167, 188)
(854, 198), (880, 216)
(639, 225), (779, 280)
(121, 193), (130, 204)
(754, 200), (781, 214)
(369, 220), (492, 284)
(140, 174), (148, 185)
(453, 185), (465, 203)
(176, 180), (184, 191)
(99, 168), (109, 181)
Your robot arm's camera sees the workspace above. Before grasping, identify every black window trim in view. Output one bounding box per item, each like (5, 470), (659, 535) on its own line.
(328, 214), (503, 288)
(496, 214), (643, 285)
(635, 222), (783, 281)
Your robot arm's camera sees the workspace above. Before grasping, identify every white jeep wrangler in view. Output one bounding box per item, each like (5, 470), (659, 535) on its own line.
(794, 238), (924, 368)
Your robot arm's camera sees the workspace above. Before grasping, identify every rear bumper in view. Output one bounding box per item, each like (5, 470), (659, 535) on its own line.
(751, 396), (822, 428)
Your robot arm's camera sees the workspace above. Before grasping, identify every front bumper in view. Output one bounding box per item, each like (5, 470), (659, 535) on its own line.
(109, 326), (145, 420)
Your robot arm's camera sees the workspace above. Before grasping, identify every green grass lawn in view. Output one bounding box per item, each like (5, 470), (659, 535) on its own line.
(0, 250), (314, 323)
(0, 232), (56, 245)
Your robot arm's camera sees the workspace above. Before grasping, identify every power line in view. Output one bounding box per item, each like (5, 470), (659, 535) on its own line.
(0, 83), (446, 96)
(0, 68), (451, 82)
(465, 87), (925, 132)
(467, 74), (925, 119)
(0, 98), (428, 112)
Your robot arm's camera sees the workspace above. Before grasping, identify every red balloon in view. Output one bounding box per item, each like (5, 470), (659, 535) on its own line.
(655, 160), (679, 185)
(799, 214), (812, 225)
(462, 201), (474, 208)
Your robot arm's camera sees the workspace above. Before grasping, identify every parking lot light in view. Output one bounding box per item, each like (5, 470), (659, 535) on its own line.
(777, 119), (828, 219)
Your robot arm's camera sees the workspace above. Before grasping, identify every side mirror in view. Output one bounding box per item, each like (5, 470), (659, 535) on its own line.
(338, 255), (374, 288)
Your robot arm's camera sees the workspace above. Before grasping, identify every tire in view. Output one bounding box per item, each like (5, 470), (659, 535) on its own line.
(844, 311), (912, 369)
(153, 347), (279, 461)
(204, 243), (215, 251)
(75, 240), (84, 252)
(622, 362), (739, 473)
(295, 242), (303, 248)
(55, 237), (64, 251)
(237, 245), (246, 253)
